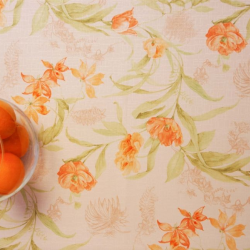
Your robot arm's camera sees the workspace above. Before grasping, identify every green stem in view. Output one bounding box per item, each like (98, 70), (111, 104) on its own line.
(168, 48), (184, 76)
(137, 27), (154, 38)
(47, 105), (58, 116)
(138, 13), (166, 26)
(171, 75), (182, 119)
(24, 186), (37, 204)
(82, 145), (102, 163)
(66, 90), (85, 119)
(216, 233), (224, 250)
(31, 212), (37, 240)
(239, 169), (250, 175)
(233, 6), (250, 24)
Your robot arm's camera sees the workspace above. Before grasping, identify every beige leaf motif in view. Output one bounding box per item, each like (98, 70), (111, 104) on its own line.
(85, 197), (128, 236)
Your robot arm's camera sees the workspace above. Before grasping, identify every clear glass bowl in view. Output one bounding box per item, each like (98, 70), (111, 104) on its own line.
(0, 98), (39, 201)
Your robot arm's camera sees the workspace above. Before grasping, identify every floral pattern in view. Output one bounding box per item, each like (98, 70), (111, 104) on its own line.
(143, 38), (168, 58)
(12, 95), (50, 124)
(57, 161), (97, 193)
(115, 133), (144, 176)
(0, 0), (250, 249)
(111, 8), (138, 35)
(209, 210), (245, 250)
(71, 61), (104, 98)
(147, 117), (183, 147)
(206, 23), (247, 56)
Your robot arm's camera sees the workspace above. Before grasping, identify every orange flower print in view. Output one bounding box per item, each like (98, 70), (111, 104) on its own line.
(42, 57), (69, 84)
(115, 133), (144, 176)
(147, 117), (183, 146)
(157, 220), (194, 249)
(148, 245), (186, 250)
(57, 161), (97, 193)
(12, 96), (50, 124)
(143, 38), (168, 58)
(206, 22), (247, 56)
(209, 210), (245, 250)
(71, 61), (104, 98)
(148, 244), (163, 250)
(0, 0), (7, 27)
(111, 8), (138, 35)
(21, 71), (57, 98)
(178, 206), (207, 233)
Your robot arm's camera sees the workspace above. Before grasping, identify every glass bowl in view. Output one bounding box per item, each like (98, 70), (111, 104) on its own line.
(0, 98), (39, 201)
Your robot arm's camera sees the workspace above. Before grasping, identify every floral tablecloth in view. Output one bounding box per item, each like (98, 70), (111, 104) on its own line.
(1, 0), (250, 249)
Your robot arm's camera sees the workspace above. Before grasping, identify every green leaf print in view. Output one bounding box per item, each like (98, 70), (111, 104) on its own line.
(107, 74), (150, 96)
(137, 0), (164, 14)
(136, 106), (165, 119)
(143, 137), (154, 149)
(132, 77), (180, 118)
(177, 104), (199, 152)
(182, 130), (215, 152)
(64, 146), (102, 163)
(95, 145), (108, 179)
(193, 6), (213, 12)
(47, 0), (70, 5)
(40, 99), (66, 145)
(60, 238), (92, 250)
(187, 155), (248, 185)
(40, 118), (63, 145)
(157, 106), (174, 118)
(64, 97), (84, 104)
(171, 0), (185, 7)
(93, 129), (126, 136)
(0, 214), (34, 248)
(79, 4), (116, 23)
(222, 64), (230, 72)
(0, 0), (25, 34)
(55, 98), (69, 111)
(31, 240), (42, 250)
(182, 74), (223, 101)
(0, 242), (21, 250)
(0, 209), (7, 220)
(215, 156), (250, 173)
(192, 102), (238, 121)
(246, 18), (250, 41)
(44, 145), (63, 151)
(213, 6), (250, 24)
(110, 75), (160, 94)
(102, 121), (127, 135)
(36, 210), (75, 238)
(66, 128), (96, 147)
(51, 7), (109, 35)
(191, 0), (209, 6)
(131, 55), (151, 72)
(166, 151), (185, 182)
(74, 202), (81, 210)
(31, 4), (49, 35)
(220, 0), (247, 7)
(114, 102), (123, 123)
(59, 3), (101, 19)
(147, 139), (160, 172)
(192, 152), (240, 167)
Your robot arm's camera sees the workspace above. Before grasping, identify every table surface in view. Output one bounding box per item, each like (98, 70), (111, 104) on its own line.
(1, 0), (250, 249)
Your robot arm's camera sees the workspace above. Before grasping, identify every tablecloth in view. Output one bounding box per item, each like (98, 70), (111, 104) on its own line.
(1, 0), (250, 249)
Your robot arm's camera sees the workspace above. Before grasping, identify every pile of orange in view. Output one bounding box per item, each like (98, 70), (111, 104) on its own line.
(0, 100), (29, 195)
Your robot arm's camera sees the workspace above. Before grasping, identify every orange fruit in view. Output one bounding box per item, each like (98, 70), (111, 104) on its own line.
(1, 123), (30, 157)
(0, 100), (16, 139)
(0, 153), (25, 195)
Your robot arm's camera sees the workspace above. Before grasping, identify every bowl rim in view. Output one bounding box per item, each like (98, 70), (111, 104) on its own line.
(0, 98), (40, 201)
